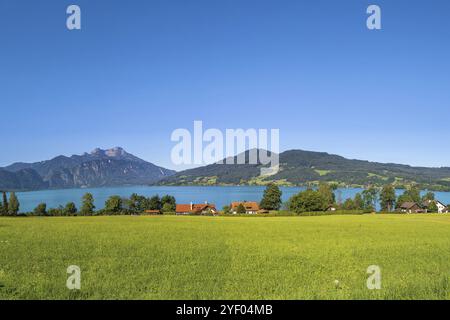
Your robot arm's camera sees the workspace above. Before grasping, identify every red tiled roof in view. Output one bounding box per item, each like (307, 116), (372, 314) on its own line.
(145, 210), (161, 213)
(230, 202), (260, 211)
(176, 203), (217, 213)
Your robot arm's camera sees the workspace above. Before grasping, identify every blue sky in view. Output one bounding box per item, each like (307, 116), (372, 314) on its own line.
(1, 0), (450, 170)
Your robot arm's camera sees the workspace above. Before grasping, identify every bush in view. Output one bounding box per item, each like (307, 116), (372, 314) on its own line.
(33, 203), (47, 216)
(289, 189), (328, 213)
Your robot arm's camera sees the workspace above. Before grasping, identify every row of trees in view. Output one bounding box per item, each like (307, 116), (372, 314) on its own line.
(30, 193), (177, 216)
(3, 183), (447, 217)
(287, 183), (446, 214)
(0, 191), (20, 216)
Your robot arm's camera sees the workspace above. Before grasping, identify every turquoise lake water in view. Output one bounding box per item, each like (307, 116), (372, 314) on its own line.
(13, 186), (450, 213)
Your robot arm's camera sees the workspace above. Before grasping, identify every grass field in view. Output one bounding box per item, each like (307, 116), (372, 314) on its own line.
(1, 214), (450, 300)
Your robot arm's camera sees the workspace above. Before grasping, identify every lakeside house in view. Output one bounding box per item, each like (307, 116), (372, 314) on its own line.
(399, 202), (425, 213)
(230, 201), (260, 214)
(421, 200), (449, 213)
(176, 202), (217, 215)
(399, 200), (448, 214)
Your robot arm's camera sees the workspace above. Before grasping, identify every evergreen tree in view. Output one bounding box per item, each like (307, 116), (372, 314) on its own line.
(80, 193), (95, 215)
(380, 185), (396, 212)
(260, 183), (282, 210)
(148, 195), (162, 210)
(0, 193), (3, 216)
(2, 191), (8, 215)
(8, 192), (20, 216)
(64, 202), (78, 216)
(161, 195), (176, 212)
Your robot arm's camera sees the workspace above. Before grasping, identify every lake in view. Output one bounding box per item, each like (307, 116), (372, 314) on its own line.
(14, 186), (450, 213)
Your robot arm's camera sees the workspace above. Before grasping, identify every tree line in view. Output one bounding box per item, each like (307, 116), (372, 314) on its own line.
(2, 192), (176, 217)
(1, 184), (447, 217)
(246, 183), (448, 214)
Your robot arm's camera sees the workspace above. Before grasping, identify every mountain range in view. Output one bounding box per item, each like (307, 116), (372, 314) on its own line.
(2, 148), (450, 192)
(157, 149), (450, 191)
(0, 147), (175, 191)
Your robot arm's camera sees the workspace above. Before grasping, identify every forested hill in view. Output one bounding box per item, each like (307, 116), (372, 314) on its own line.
(157, 149), (450, 191)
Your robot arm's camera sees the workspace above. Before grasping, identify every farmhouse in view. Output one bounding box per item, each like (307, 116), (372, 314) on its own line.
(144, 210), (161, 215)
(230, 201), (260, 214)
(399, 202), (425, 214)
(422, 200), (449, 213)
(176, 202), (217, 215)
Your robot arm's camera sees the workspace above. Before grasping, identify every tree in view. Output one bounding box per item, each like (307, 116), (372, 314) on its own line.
(125, 193), (146, 214)
(2, 191), (8, 215)
(8, 192), (20, 216)
(318, 183), (336, 206)
(48, 207), (63, 216)
(362, 187), (378, 211)
(289, 189), (328, 214)
(64, 202), (78, 216)
(161, 203), (173, 213)
(427, 201), (438, 213)
(260, 183), (282, 210)
(148, 195), (162, 211)
(422, 191), (435, 202)
(222, 205), (231, 214)
(80, 193), (95, 215)
(342, 198), (355, 210)
(396, 186), (421, 208)
(396, 193), (412, 208)
(161, 195), (176, 212)
(406, 186), (421, 203)
(236, 203), (246, 214)
(353, 193), (364, 210)
(104, 195), (123, 214)
(34, 203), (47, 216)
(380, 185), (396, 212)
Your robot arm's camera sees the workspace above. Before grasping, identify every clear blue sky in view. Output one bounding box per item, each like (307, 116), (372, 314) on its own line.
(1, 0), (450, 170)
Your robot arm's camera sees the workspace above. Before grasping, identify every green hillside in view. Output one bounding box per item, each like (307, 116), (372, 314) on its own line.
(159, 149), (450, 191)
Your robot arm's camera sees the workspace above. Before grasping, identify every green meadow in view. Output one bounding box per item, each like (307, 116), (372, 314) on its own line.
(1, 214), (450, 300)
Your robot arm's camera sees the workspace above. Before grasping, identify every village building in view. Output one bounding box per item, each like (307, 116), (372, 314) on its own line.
(176, 202), (217, 215)
(144, 210), (161, 215)
(398, 202), (425, 214)
(421, 200), (449, 213)
(230, 201), (260, 214)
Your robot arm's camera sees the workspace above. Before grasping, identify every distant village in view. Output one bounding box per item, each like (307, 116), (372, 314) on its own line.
(0, 183), (448, 217)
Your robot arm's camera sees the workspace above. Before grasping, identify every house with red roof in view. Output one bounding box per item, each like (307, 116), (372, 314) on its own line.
(176, 202), (217, 215)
